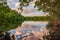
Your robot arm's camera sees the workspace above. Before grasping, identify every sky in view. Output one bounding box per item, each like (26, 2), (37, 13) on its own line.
(7, 0), (49, 16)
(7, 0), (20, 10)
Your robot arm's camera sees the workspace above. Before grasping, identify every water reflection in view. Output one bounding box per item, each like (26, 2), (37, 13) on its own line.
(15, 21), (48, 34)
(8, 21), (48, 34)
(15, 21), (48, 40)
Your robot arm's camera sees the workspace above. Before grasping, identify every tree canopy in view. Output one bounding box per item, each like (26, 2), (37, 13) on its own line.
(0, 2), (50, 32)
(35, 0), (60, 40)
(35, 0), (60, 20)
(0, 3), (24, 31)
(0, 1), (60, 40)
(19, 0), (32, 6)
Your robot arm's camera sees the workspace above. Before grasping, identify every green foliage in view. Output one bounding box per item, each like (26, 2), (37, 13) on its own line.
(0, 3), (24, 31)
(0, 3), (51, 32)
(0, 11), (24, 31)
(25, 16), (51, 21)
(35, 0), (60, 40)
(1, 0), (59, 40)
(19, 0), (32, 6)
(35, 0), (60, 20)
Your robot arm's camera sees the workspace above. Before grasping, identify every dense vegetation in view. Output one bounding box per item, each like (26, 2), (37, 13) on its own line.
(35, 0), (60, 40)
(19, 0), (32, 6)
(0, 2), (51, 32)
(35, 0), (60, 20)
(0, 0), (60, 40)
(25, 16), (51, 21)
(0, 3), (24, 31)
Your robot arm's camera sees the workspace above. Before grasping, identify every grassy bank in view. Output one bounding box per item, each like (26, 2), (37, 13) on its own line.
(24, 16), (52, 21)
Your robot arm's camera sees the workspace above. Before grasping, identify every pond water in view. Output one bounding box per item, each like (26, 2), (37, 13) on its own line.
(8, 21), (48, 34)
(16, 21), (48, 34)
(14, 21), (48, 40)
(6, 0), (49, 40)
